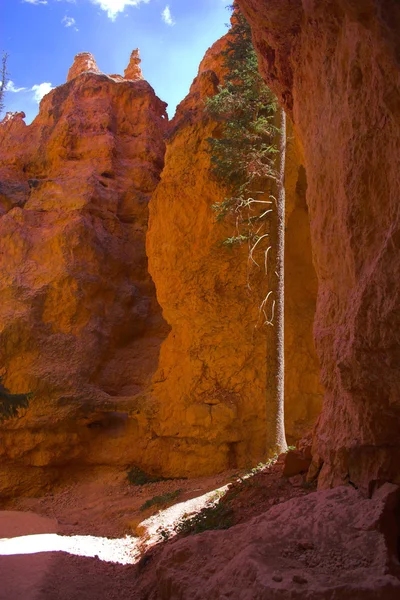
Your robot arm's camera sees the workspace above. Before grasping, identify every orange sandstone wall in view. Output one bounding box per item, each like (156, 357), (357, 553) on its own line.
(239, 0), (400, 489)
(284, 132), (323, 444)
(0, 54), (169, 495)
(146, 35), (322, 474)
(0, 39), (323, 492)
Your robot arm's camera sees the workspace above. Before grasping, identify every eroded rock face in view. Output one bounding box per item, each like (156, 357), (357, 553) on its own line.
(0, 54), (169, 496)
(145, 34), (322, 475)
(238, 0), (400, 489)
(124, 49), (144, 81)
(0, 35), (323, 491)
(284, 134), (323, 444)
(138, 483), (400, 599)
(67, 52), (100, 82)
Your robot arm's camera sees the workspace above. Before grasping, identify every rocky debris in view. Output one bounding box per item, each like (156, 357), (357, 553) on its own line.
(137, 484), (400, 599)
(283, 449), (312, 477)
(66, 52), (100, 82)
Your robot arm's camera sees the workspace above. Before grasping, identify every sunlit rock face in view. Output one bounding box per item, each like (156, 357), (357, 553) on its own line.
(239, 0), (400, 489)
(146, 32), (322, 475)
(0, 35), (323, 493)
(0, 53), (169, 496)
(67, 52), (100, 82)
(124, 49), (144, 81)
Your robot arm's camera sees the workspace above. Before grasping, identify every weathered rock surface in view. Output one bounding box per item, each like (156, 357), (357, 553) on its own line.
(124, 49), (144, 81)
(145, 33), (322, 475)
(284, 134), (323, 444)
(239, 0), (400, 490)
(138, 483), (400, 599)
(67, 52), (100, 82)
(0, 33), (323, 492)
(0, 54), (169, 496)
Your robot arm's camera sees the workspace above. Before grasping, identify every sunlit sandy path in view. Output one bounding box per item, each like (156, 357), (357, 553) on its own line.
(0, 510), (140, 600)
(0, 485), (229, 599)
(0, 511), (58, 600)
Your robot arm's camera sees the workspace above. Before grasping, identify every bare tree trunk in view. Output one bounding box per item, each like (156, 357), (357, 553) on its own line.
(265, 107), (288, 455)
(0, 53), (8, 115)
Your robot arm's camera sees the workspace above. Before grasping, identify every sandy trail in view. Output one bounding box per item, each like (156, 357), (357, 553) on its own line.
(0, 469), (237, 600)
(0, 461), (311, 599)
(0, 511), (58, 600)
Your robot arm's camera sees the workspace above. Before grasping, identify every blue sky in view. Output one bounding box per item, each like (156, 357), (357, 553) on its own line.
(1, 0), (231, 123)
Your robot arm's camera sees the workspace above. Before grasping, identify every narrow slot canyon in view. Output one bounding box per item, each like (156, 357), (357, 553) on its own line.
(0, 0), (399, 598)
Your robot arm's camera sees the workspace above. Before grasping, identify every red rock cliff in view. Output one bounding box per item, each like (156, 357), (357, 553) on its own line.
(146, 32), (322, 475)
(239, 0), (400, 490)
(0, 53), (168, 495)
(0, 32), (325, 491)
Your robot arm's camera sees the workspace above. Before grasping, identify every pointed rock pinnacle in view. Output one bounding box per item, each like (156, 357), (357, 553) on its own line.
(67, 52), (101, 82)
(124, 49), (144, 81)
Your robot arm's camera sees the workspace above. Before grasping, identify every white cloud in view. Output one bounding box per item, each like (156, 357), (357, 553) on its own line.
(31, 82), (53, 103)
(162, 5), (175, 26)
(23, 0), (149, 21)
(22, 0), (48, 5)
(90, 0), (150, 21)
(62, 15), (76, 27)
(5, 81), (27, 93)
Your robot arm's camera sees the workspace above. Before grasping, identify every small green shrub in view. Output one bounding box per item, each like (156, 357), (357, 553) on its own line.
(221, 234), (249, 246)
(139, 489), (182, 512)
(127, 466), (166, 486)
(176, 499), (234, 535)
(0, 378), (31, 422)
(252, 458), (277, 473)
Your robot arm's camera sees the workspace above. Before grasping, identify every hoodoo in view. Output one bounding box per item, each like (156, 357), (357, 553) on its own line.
(66, 52), (100, 82)
(0, 52), (168, 496)
(124, 49), (144, 81)
(1, 3), (399, 597)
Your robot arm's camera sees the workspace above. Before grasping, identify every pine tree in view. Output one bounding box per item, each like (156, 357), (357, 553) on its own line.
(0, 379), (30, 422)
(205, 2), (287, 455)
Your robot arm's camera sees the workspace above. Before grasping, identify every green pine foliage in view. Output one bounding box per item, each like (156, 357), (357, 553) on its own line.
(205, 3), (279, 233)
(175, 498), (233, 535)
(139, 489), (182, 512)
(0, 378), (31, 422)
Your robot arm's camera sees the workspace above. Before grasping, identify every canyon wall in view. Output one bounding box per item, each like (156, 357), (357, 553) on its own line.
(0, 33), (324, 493)
(0, 53), (169, 496)
(146, 34), (322, 474)
(284, 134), (322, 444)
(239, 0), (400, 489)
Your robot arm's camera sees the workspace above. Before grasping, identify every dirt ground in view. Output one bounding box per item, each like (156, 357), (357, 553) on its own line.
(0, 458), (315, 600)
